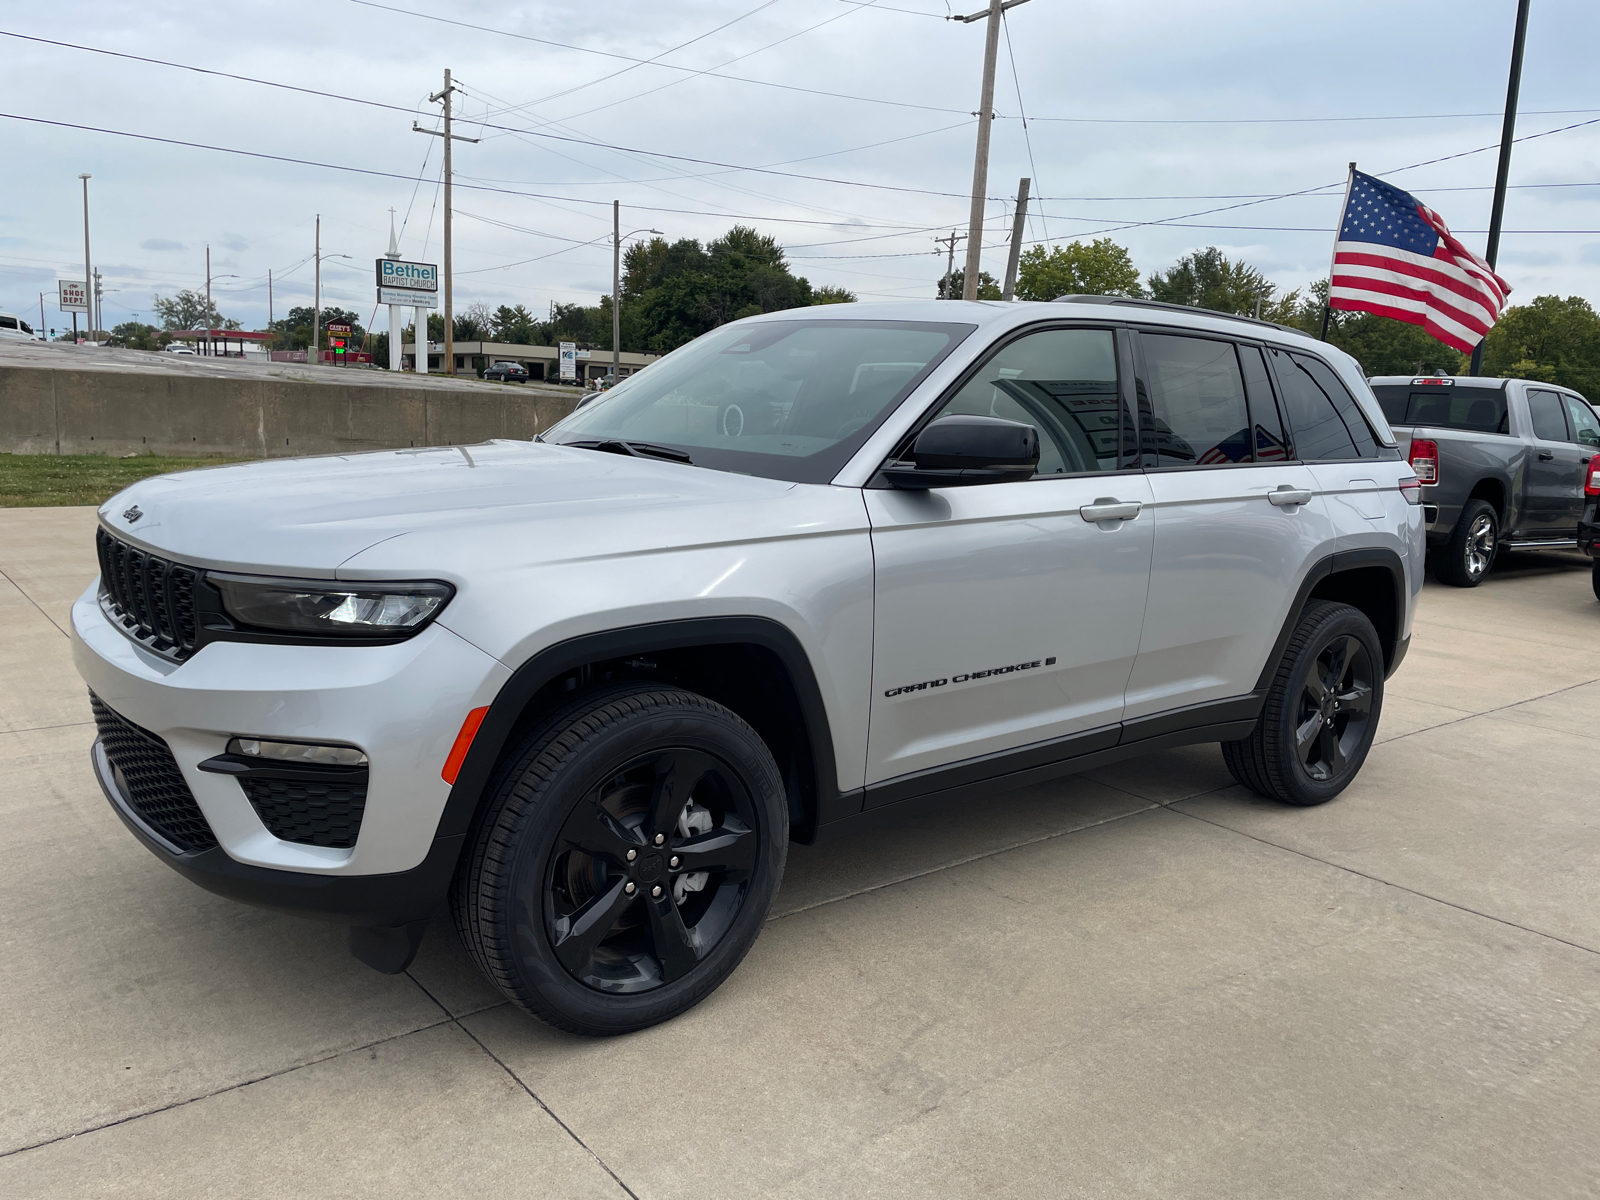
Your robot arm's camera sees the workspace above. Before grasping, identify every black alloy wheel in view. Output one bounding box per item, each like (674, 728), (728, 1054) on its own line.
(1592, 558), (1600, 603)
(452, 684), (786, 1035)
(547, 748), (759, 994)
(1222, 601), (1385, 806)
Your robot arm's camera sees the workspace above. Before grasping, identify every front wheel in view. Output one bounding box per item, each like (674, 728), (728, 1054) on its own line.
(1222, 601), (1384, 806)
(451, 684), (787, 1036)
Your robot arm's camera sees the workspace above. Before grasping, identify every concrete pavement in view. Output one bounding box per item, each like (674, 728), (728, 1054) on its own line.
(2, 509), (1597, 1197)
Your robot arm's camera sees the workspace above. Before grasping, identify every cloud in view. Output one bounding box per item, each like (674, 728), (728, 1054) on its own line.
(221, 235), (249, 252)
(140, 238), (186, 252)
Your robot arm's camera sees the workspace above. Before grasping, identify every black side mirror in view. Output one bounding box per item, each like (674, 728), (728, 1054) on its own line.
(881, 414), (1039, 489)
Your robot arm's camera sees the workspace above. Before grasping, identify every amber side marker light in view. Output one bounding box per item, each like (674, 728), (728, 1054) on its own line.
(442, 706), (490, 785)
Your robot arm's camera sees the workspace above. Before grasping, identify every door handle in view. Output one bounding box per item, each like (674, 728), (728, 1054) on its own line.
(1267, 486), (1313, 507)
(1538, 450), (1555, 461)
(1079, 497), (1142, 523)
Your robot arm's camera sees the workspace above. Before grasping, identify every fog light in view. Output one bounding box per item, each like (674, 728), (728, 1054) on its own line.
(227, 737), (368, 766)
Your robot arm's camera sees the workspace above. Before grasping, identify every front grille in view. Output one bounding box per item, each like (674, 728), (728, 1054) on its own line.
(95, 528), (201, 661)
(239, 775), (368, 849)
(91, 693), (218, 853)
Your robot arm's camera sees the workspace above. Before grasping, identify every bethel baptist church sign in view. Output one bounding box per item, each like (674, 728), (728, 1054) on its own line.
(375, 259), (439, 308)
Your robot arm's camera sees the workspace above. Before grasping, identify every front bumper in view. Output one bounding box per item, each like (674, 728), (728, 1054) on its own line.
(71, 580), (511, 879)
(90, 736), (463, 928)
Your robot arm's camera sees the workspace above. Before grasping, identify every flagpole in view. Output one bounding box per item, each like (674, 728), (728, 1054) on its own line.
(1320, 162), (1357, 342)
(1468, 0), (1531, 376)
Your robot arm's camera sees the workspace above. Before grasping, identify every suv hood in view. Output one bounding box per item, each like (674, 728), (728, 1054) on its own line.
(99, 440), (801, 576)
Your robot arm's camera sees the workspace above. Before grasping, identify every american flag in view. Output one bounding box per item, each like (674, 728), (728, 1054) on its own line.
(1329, 170), (1511, 353)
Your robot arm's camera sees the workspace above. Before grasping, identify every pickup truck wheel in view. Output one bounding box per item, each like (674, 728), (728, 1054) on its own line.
(1437, 499), (1498, 587)
(1221, 601), (1383, 806)
(1592, 559), (1600, 602)
(451, 684), (786, 1036)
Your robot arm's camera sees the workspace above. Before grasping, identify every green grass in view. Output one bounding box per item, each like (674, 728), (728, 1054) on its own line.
(0, 453), (258, 508)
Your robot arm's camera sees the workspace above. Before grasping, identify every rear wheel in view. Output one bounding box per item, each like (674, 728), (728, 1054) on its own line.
(1437, 499), (1498, 587)
(1222, 601), (1384, 806)
(1592, 559), (1600, 602)
(451, 684), (786, 1036)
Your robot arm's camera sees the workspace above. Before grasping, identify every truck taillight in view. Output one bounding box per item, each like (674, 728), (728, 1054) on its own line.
(1398, 474), (1423, 505)
(1409, 439), (1439, 485)
(1586, 457), (1600, 498)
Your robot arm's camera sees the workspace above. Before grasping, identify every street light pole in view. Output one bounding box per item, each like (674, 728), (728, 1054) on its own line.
(613, 200), (621, 385)
(313, 214), (321, 365)
(78, 173), (92, 341)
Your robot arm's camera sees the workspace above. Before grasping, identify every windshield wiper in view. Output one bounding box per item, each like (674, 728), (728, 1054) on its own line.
(565, 438), (693, 465)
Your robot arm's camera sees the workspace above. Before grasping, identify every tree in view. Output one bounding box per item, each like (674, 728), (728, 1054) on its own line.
(1015, 239), (1142, 301)
(267, 306), (363, 351)
(108, 321), (161, 351)
(151, 288), (239, 331)
(1147, 247), (1298, 320)
(454, 302), (494, 342)
(1480, 295), (1600, 396)
(811, 285), (856, 305)
(492, 304), (538, 344)
(937, 269), (1000, 300)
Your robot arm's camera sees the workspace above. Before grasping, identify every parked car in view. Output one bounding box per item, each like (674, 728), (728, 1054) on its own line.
(1369, 376), (1600, 586)
(76, 296), (1422, 1035)
(163, 343), (196, 356)
(483, 360), (529, 382)
(0, 312), (37, 341)
(1579, 458), (1600, 599)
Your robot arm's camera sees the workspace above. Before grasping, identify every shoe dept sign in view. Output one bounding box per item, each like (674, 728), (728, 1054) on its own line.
(375, 259), (439, 308)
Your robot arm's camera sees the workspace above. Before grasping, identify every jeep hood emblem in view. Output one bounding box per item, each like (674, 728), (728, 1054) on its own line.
(123, 505), (143, 523)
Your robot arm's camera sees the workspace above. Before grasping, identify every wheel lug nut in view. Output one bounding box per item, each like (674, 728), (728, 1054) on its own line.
(651, 885), (663, 898)
(626, 849), (637, 861)
(624, 882), (636, 894)
(654, 833), (665, 846)
(669, 856), (679, 869)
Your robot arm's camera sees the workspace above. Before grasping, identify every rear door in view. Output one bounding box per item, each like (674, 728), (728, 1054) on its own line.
(865, 324), (1154, 789)
(1121, 334), (1336, 722)
(1523, 387), (1583, 537)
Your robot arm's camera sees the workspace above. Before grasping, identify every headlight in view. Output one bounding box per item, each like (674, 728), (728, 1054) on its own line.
(208, 573), (454, 638)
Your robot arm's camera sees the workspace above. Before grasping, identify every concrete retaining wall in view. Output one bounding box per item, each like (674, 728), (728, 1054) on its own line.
(0, 365), (582, 458)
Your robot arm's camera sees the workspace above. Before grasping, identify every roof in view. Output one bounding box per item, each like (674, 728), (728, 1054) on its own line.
(172, 329), (276, 342)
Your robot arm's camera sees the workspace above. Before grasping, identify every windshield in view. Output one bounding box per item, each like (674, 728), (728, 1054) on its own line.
(543, 319), (974, 483)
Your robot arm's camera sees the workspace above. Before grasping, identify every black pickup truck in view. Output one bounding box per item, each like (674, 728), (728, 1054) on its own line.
(1369, 375), (1600, 586)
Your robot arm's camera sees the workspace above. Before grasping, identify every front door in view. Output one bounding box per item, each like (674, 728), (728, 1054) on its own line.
(1122, 337), (1340, 721)
(1523, 388), (1583, 538)
(865, 325), (1154, 792)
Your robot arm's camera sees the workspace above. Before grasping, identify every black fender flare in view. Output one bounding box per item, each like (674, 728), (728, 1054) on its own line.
(434, 616), (847, 845)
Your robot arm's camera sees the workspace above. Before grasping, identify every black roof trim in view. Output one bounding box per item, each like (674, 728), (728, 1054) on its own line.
(1051, 294), (1311, 338)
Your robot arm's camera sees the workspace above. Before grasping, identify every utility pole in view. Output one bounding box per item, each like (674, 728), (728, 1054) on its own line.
(312, 214), (321, 366)
(38, 293), (46, 340)
(94, 269), (103, 338)
(950, 0), (1029, 301)
(935, 231), (963, 298)
(206, 244), (211, 310)
(268, 269), (273, 329)
(1469, 0), (1531, 377)
(415, 70), (480, 376)
(1001, 177), (1030, 301)
(612, 200), (621, 385)
(78, 173), (92, 341)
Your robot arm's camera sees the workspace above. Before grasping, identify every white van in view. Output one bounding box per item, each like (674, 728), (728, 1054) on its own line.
(0, 312), (37, 341)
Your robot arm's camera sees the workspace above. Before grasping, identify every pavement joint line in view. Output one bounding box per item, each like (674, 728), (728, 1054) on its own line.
(1376, 674), (1600, 746)
(0, 565), (69, 638)
(0, 1013), (463, 1161)
(0, 720), (95, 737)
(1169, 805), (1600, 960)
(403, 970), (642, 1200)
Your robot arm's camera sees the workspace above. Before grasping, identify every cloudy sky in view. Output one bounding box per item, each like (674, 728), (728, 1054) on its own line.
(4, 0), (1598, 335)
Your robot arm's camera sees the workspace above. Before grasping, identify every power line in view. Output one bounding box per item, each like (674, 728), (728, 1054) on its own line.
(1000, 9), (1046, 243)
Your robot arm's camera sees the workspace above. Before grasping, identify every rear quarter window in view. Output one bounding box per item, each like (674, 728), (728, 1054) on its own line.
(1369, 385), (1508, 434)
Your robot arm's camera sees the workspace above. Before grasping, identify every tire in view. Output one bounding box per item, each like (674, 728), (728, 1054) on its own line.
(1221, 601), (1384, 806)
(1436, 498), (1498, 587)
(1592, 559), (1600, 603)
(451, 684), (787, 1036)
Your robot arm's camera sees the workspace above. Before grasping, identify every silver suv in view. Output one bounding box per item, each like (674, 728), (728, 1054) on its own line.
(74, 297), (1423, 1034)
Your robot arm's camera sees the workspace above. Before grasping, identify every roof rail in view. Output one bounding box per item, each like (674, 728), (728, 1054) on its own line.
(1052, 294), (1311, 337)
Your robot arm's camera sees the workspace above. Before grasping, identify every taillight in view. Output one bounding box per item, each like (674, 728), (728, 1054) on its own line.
(1586, 457), (1600, 498)
(1398, 474), (1423, 505)
(1409, 438), (1439, 485)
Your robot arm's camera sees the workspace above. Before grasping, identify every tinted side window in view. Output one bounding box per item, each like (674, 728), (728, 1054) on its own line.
(931, 327), (1125, 476)
(1139, 334), (1252, 467)
(1239, 345), (1290, 461)
(1526, 389), (1571, 442)
(1560, 394), (1600, 447)
(1293, 354), (1378, 457)
(1269, 347), (1358, 461)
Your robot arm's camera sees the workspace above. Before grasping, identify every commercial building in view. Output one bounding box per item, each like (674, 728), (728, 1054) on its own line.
(402, 341), (661, 382)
